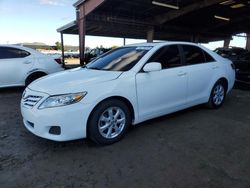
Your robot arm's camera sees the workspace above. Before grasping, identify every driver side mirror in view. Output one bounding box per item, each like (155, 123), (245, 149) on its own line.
(143, 62), (162, 72)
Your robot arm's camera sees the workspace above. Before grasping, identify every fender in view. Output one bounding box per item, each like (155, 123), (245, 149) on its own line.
(26, 68), (49, 76)
(24, 68), (49, 80)
(23, 69), (49, 86)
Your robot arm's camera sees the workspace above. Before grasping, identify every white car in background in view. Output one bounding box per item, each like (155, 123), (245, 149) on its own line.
(21, 42), (235, 145)
(0, 45), (64, 88)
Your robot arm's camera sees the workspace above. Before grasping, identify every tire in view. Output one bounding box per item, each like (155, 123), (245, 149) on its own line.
(88, 99), (132, 145)
(25, 72), (47, 86)
(207, 80), (226, 109)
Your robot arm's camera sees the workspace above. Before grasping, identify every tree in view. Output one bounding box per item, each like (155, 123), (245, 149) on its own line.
(111, 45), (119, 49)
(55, 41), (62, 50)
(85, 46), (91, 53)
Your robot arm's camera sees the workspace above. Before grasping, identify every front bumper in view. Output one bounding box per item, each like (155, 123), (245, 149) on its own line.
(21, 88), (93, 141)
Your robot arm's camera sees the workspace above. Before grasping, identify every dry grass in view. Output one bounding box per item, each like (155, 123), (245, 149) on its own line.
(64, 58), (80, 65)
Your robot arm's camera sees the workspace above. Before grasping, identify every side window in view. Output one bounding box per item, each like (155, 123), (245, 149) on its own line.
(148, 45), (181, 69)
(203, 51), (215, 62)
(182, 45), (205, 65)
(0, 47), (30, 59)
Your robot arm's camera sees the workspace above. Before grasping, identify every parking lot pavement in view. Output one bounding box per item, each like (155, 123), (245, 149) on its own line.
(0, 87), (250, 188)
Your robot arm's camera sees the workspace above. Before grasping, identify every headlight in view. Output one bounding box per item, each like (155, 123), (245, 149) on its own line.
(38, 92), (87, 109)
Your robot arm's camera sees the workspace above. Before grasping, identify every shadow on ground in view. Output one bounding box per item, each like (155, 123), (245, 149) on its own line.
(0, 87), (250, 188)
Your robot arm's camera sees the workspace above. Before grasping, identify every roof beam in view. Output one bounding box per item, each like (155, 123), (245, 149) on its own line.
(204, 14), (250, 33)
(75, 0), (105, 15)
(86, 14), (153, 27)
(154, 0), (223, 25)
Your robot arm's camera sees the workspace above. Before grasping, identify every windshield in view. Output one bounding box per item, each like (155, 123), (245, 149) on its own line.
(86, 46), (152, 71)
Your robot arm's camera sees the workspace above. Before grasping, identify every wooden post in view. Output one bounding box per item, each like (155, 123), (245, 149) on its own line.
(78, 6), (86, 65)
(123, 38), (126, 46)
(246, 34), (250, 51)
(75, 0), (105, 65)
(190, 34), (194, 42)
(223, 38), (230, 49)
(147, 27), (154, 42)
(60, 33), (65, 67)
(191, 34), (199, 43)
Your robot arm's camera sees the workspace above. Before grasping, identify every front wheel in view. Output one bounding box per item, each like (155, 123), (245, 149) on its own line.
(207, 80), (226, 109)
(88, 99), (131, 145)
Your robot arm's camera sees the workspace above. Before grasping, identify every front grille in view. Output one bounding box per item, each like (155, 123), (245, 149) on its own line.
(23, 95), (43, 108)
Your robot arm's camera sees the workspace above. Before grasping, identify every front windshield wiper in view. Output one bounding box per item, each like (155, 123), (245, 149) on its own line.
(81, 65), (100, 70)
(81, 64), (87, 68)
(87, 67), (102, 70)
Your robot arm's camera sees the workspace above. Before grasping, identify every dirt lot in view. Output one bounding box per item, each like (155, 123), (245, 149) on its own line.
(64, 58), (80, 65)
(0, 87), (250, 188)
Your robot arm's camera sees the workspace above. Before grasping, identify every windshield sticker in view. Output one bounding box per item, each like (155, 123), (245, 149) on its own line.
(136, 46), (153, 51)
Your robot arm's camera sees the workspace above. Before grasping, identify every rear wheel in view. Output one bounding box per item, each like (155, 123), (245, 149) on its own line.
(207, 80), (226, 109)
(88, 99), (131, 145)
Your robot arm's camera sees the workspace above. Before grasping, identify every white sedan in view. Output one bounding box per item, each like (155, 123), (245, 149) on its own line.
(21, 42), (235, 145)
(0, 45), (64, 88)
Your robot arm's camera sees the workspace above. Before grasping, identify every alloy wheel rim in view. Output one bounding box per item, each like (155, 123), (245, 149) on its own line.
(213, 84), (225, 105)
(98, 107), (126, 139)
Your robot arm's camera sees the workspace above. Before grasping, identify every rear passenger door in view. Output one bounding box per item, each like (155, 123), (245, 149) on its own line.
(181, 45), (218, 104)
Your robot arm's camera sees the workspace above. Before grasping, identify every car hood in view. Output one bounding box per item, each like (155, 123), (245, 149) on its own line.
(28, 68), (123, 95)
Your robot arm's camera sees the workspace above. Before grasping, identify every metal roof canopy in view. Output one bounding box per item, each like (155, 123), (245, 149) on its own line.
(58, 0), (250, 43)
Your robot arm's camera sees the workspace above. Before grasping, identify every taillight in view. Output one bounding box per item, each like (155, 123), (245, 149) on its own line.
(54, 58), (62, 64)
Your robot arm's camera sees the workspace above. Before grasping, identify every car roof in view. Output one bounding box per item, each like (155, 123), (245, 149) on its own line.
(0, 44), (35, 50)
(0, 44), (44, 56)
(0, 44), (29, 49)
(127, 41), (227, 62)
(126, 41), (202, 48)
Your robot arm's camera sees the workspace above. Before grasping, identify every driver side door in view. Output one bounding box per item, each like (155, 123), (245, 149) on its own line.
(135, 45), (188, 120)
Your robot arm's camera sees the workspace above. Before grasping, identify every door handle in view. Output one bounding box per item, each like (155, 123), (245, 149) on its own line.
(23, 61), (32, 64)
(177, 72), (187, 76)
(212, 65), (219, 69)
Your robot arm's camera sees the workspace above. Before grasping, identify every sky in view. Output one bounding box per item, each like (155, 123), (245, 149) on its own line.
(0, 0), (247, 50)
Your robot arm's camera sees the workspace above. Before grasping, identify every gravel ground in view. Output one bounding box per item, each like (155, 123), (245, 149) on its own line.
(0, 87), (250, 188)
